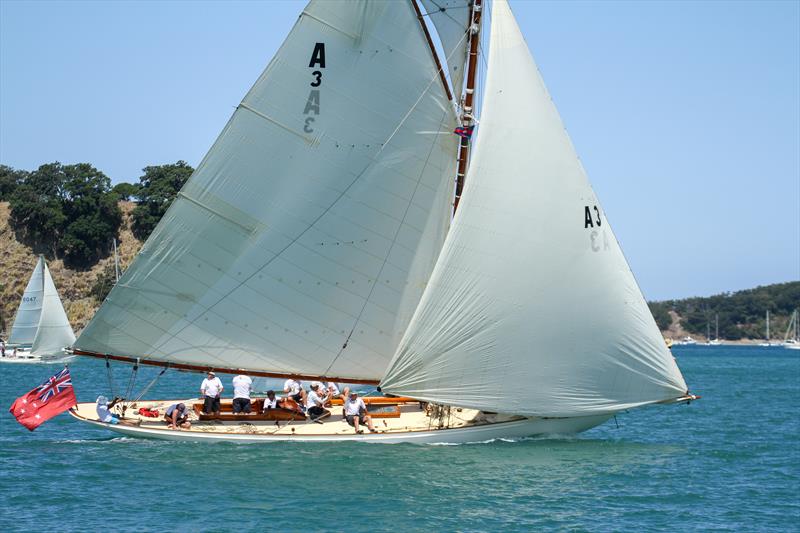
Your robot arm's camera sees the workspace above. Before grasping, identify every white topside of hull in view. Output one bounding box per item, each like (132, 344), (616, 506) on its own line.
(69, 400), (611, 444)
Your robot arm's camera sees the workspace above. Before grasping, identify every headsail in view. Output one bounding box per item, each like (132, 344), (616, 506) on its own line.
(8, 256), (45, 346)
(30, 261), (76, 356)
(380, 0), (688, 417)
(75, 0), (459, 382)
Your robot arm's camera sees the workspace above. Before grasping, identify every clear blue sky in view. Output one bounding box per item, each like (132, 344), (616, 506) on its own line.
(1, 0), (798, 301)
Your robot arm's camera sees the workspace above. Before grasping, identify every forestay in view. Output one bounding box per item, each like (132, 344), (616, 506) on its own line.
(31, 261), (76, 356)
(380, 0), (688, 417)
(420, 0), (471, 99)
(8, 256), (45, 346)
(75, 0), (458, 381)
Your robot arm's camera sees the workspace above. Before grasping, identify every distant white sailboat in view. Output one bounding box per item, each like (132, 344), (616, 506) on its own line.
(783, 309), (800, 350)
(759, 310), (775, 347)
(2, 256), (76, 363)
(707, 314), (722, 345)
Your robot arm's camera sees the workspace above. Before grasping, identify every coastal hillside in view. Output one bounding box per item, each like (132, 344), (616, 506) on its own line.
(1, 198), (797, 341)
(649, 282), (800, 342)
(0, 201), (141, 335)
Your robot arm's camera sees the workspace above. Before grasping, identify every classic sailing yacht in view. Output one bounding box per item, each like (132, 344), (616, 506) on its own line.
(2, 256), (76, 363)
(68, 0), (696, 443)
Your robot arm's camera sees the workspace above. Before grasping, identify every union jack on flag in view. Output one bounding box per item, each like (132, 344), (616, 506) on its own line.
(37, 368), (72, 403)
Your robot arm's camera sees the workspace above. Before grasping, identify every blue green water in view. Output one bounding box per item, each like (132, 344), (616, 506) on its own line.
(1, 345), (798, 532)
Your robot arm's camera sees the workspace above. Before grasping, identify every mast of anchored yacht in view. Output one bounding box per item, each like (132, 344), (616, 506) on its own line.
(454, 0), (483, 214)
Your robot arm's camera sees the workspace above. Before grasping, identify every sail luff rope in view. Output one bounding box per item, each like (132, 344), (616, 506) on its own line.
(143, 25), (464, 377)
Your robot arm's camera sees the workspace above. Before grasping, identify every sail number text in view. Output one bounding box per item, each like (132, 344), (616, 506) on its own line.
(304, 43), (326, 133)
(584, 205), (609, 253)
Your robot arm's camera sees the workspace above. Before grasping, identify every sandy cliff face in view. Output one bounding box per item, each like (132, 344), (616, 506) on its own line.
(0, 201), (142, 337)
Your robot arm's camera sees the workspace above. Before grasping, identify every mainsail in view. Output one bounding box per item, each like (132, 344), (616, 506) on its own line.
(8, 256), (45, 346)
(420, 0), (471, 99)
(380, 0), (688, 417)
(30, 261), (76, 356)
(75, 0), (459, 381)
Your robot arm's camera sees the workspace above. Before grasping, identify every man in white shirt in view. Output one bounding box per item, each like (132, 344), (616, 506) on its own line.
(305, 383), (330, 422)
(323, 382), (350, 406)
(232, 374), (253, 414)
(283, 378), (306, 411)
(200, 371), (223, 415)
(343, 391), (376, 434)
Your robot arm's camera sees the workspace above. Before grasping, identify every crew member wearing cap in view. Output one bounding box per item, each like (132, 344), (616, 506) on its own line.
(164, 402), (191, 429)
(343, 391), (377, 434)
(200, 371), (223, 415)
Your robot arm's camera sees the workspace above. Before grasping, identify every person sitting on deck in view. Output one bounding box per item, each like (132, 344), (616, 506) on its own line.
(232, 374), (253, 414)
(323, 382), (350, 406)
(343, 391), (377, 434)
(262, 390), (286, 412)
(96, 395), (122, 424)
(283, 378), (306, 411)
(164, 403), (191, 430)
(200, 371), (223, 415)
(305, 383), (330, 422)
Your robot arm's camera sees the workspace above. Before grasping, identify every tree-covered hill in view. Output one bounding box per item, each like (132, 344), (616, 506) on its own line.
(649, 282), (800, 341)
(0, 160), (192, 335)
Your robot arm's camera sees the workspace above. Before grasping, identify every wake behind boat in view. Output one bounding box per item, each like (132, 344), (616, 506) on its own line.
(66, 0), (697, 444)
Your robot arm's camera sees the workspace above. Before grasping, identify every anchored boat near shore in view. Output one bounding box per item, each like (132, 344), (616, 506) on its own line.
(68, 0), (696, 443)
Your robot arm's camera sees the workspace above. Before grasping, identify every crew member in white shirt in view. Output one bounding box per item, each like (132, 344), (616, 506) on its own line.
(200, 371), (223, 415)
(262, 390), (281, 412)
(323, 382), (350, 406)
(305, 383), (330, 421)
(283, 378), (306, 411)
(343, 391), (376, 434)
(232, 374), (253, 414)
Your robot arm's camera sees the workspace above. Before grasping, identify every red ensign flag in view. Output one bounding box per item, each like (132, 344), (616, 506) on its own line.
(9, 367), (77, 431)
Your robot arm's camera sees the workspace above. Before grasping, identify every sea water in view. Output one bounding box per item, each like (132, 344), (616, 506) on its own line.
(0, 346), (797, 532)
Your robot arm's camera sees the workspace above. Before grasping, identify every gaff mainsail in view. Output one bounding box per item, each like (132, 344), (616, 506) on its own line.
(74, 0), (459, 382)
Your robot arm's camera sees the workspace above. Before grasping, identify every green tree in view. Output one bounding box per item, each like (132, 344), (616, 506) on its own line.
(131, 161), (193, 241)
(112, 182), (140, 201)
(9, 163), (68, 256)
(90, 262), (118, 303)
(648, 302), (672, 331)
(0, 165), (27, 201)
(60, 164), (122, 267)
(8, 162), (122, 268)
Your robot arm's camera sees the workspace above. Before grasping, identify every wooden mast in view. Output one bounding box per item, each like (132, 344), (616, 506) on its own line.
(454, 0), (483, 214)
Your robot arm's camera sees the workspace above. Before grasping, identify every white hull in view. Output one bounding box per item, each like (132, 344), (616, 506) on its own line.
(0, 348), (74, 364)
(68, 402), (611, 444)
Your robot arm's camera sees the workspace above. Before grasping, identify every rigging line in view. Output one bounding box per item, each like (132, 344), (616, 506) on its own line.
(147, 32), (459, 361)
(123, 358), (139, 400)
(323, 106), (451, 376)
(378, 29), (468, 156)
(130, 365), (169, 404)
(105, 356), (117, 399)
